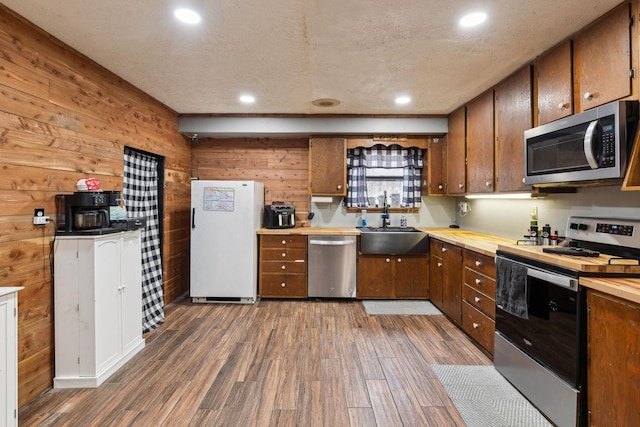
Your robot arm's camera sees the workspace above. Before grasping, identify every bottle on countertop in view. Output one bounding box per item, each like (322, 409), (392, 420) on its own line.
(542, 224), (551, 245)
(361, 209), (367, 227)
(400, 214), (407, 228)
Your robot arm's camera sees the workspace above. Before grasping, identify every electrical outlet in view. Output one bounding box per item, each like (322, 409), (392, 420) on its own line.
(459, 201), (470, 214)
(33, 208), (50, 225)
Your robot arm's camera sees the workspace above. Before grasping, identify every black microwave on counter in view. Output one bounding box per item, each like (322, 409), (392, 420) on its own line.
(524, 100), (639, 186)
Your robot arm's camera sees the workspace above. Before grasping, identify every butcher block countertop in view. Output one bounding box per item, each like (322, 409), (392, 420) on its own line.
(421, 228), (515, 257)
(579, 277), (640, 305)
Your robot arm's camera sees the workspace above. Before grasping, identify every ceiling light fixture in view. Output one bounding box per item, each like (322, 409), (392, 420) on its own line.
(395, 96), (411, 105)
(311, 98), (341, 107)
(239, 95), (255, 104)
(174, 8), (201, 24)
(459, 12), (487, 27)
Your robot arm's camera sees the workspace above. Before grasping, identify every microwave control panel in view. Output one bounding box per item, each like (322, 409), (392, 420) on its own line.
(599, 119), (616, 167)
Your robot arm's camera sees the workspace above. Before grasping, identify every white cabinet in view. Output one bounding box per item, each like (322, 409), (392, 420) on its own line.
(1, 288), (22, 427)
(53, 231), (145, 388)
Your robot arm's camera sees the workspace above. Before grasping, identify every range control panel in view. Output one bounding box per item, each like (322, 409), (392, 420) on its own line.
(596, 222), (634, 236)
(566, 216), (640, 250)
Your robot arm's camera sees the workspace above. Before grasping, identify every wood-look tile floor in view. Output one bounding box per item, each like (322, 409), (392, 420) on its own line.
(19, 299), (492, 426)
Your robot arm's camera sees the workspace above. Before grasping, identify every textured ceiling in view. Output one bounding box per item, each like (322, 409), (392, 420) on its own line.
(1, 0), (624, 115)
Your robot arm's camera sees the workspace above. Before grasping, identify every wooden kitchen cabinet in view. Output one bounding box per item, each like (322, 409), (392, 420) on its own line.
(357, 254), (429, 299)
(466, 90), (495, 194)
(574, 2), (633, 113)
(1, 288), (21, 427)
(494, 65), (533, 193)
(446, 106), (467, 195)
(537, 40), (573, 125)
(461, 250), (496, 354)
(259, 235), (307, 298)
(53, 231), (145, 388)
(429, 239), (462, 324)
(587, 289), (640, 426)
(426, 136), (447, 195)
(309, 137), (347, 196)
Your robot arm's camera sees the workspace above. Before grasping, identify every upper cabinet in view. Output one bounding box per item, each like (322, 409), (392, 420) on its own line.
(574, 2), (633, 113)
(309, 137), (347, 196)
(495, 65), (533, 192)
(537, 40), (573, 125)
(466, 90), (495, 193)
(447, 106), (467, 195)
(426, 136), (447, 195)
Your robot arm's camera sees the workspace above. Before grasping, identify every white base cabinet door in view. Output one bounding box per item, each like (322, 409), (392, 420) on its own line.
(1, 288), (22, 427)
(54, 231), (145, 388)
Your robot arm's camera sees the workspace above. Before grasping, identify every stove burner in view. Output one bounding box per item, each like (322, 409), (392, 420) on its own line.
(543, 247), (601, 257)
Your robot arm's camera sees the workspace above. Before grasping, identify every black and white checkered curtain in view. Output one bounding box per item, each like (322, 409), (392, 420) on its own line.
(123, 148), (164, 332)
(346, 144), (423, 208)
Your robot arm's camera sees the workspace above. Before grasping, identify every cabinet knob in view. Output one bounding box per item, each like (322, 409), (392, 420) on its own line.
(522, 177), (526, 183)
(337, 184), (342, 190)
(475, 260), (481, 267)
(281, 265), (286, 270)
(485, 181), (492, 187)
(442, 247), (447, 253)
(282, 252), (287, 258)
(437, 262), (442, 267)
(473, 322), (480, 329)
(438, 184), (443, 190)
(558, 102), (569, 109)
(474, 296), (481, 303)
(397, 258), (402, 263)
(459, 183), (464, 189)
(281, 282), (286, 287)
(282, 240), (287, 245)
(386, 258), (391, 263)
(584, 92), (593, 101)
(475, 278), (481, 285)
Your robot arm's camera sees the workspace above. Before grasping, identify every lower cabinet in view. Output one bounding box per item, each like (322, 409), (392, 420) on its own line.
(259, 235), (307, 298)
(429, 239), (462, 324)
(1, 288), (21, 427)
(53, 231), (145, 388)
(357, 254), (429, 299)
(587, 290), (640, 426)
(461, 249), (496, 354)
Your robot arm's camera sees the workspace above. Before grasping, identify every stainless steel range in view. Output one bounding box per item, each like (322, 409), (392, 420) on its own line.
(495, 216), (640, 427)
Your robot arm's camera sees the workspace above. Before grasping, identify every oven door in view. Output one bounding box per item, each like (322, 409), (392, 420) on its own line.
(495, 256), (584, 387)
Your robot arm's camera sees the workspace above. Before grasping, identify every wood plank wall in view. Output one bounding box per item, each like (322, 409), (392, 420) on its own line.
(192, 138), (311, 222)
(0, 5), (191, 405)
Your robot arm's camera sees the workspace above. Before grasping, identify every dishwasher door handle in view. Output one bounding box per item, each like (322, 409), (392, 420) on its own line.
(309, 239), (356, 246)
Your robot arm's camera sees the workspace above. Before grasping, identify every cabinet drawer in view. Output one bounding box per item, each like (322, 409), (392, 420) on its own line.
(462, 283), (496, 319)
(462, 302), (495, 354)
(261, 248), (307, 261)
(463, 267), (496, 299)
(261, 235), (307, 248)
(463, 250), (495, 279)
(260, 274), (307, 298)
(260, 260), (306, 274)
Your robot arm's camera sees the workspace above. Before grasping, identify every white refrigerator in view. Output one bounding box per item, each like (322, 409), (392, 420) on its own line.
(190, 180), (264, 303)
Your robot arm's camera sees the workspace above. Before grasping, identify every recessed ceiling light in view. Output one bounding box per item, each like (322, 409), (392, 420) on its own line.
(459, 12), (487, 27)
(174, 8), (201, 24)
(239, 95), (255, 104)
(311, 98), (341, 107)
(395, 96), (411, 105)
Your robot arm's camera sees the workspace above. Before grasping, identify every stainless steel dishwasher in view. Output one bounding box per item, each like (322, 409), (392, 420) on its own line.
(307, 235), (357, 298)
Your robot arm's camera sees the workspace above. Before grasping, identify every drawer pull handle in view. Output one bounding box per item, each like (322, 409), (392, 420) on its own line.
(473, 322), (480, 329)
(282, 253), (287, 257)
(386, 258), (391, 263)
(437, 262), (442, 267)
(397, 258), (402, 263)
(475, 260), (481, 267)
(282, 240), (287, 245)
(474, 296), (481, 303)
(281, 265), (286, 270)
(475, 278), (481, 285)
(281, 282), (286, 287)
(442, 247), (447, 253)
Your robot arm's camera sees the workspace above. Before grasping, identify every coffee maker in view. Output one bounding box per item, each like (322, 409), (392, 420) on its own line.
(56, 191), (121, 233)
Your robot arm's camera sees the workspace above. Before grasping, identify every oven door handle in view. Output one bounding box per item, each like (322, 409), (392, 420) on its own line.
(527, 268), (578, 291)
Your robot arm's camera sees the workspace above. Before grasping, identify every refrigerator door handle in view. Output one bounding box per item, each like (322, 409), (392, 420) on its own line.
(192, 208), (196, 229)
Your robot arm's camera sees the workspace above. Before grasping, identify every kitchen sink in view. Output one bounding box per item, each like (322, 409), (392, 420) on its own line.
(358, 227), (429, 255)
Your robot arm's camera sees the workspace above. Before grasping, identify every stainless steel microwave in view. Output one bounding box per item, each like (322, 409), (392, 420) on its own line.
(524, 100), (639, 186)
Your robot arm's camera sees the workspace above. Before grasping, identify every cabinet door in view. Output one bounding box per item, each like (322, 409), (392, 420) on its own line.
(574, 3), (632, 112)
(426, 137), (447, 195)
(429, 254), (444, 309)
(447, 106), (467, 194)
(309, 137), (346, 195)
(394, 256), (429, 299)
(442, 243), (462, 324)
(495, 65), (533, 192)
(587, 290), (640, 426)
(120, 232), (142, 355)
(357, 255), (394, 298)
(91, 238), (121, 376)
(467, 90), (495, 193)
(537, 40), (573, 125)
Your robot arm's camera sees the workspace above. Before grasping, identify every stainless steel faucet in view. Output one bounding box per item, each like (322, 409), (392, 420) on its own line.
(381, 191), (390, 228)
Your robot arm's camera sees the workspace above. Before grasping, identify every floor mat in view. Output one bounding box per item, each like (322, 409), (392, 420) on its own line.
(431, 365), (553, 427)
(362, 300), (442, 315)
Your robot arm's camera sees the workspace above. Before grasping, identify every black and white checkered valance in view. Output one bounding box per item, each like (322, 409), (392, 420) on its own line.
(123, 147), (164, 332)
(346, 144), (423, 208)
